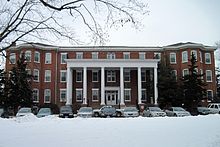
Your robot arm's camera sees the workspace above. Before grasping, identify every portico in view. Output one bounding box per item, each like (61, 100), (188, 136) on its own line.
(65, 59), (159, 107)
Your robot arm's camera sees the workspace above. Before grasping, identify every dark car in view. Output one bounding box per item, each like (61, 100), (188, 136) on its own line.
(59, 105), (74, 118)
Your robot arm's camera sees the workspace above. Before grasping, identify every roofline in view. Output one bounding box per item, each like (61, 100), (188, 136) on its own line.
(163, 43), (217, 51)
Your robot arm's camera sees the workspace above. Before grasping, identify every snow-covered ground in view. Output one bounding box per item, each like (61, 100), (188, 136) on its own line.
(0, 115), (220, 147)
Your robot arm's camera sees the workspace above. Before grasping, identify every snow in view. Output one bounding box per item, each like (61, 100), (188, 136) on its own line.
(0, 115), (220, 147)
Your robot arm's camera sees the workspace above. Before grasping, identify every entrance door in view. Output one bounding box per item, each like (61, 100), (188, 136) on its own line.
(105, 91), (117, 105)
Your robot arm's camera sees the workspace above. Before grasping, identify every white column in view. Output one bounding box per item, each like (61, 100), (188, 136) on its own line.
(83, 67), (87, 104)
(154, 67), (158, 104)
(66, 67), (73, 105)
(120, 67), (125, 105)
(101, 67), (105, 105)
(138, 67), (142, 104)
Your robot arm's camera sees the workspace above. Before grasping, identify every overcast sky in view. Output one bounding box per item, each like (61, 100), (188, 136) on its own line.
(106, 0), (220, 47)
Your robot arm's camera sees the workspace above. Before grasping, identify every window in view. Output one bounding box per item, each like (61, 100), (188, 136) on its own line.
(123, 52), (130, 59)
(76, 89), (83, 102)
(60, 89), (66, 102)
(171, 70), (177, 80)
(25, 51), (31, 62)
(141, 89), (147, 101)
(61, 53), (67, 64)
(170, 53), (176, 64)
(205, 53), (211, 64)
(44, 70), (51, 82)
(139, 52), (145, 60)
(207, 90), (213, 99)
(76, 70), (82, 82)
(200, 69), (203, 80)
(124, 70), (130, 82)
(182, 51), (188, 63)
(45, 53), (51, 64)
(141, 71), (146, 82)
(206, 70), (212, 82)
(107, 70), (116, 82)
(26, 69), (31, 76)
(199, 51), (203, 63)
(124, 89), (131, 101)
(154, 52), (161, 60)
(182, 69), (189, 77)
(9, 53), (16, 64)
(92, 70), (98, 82)
(33, 89), (39, 102)
(44, 89), (51, 103)
(34, 51), (40, 63)
(33, 69), (39, 82)
(92, 89), (99, 102)
(92, 52), (98, 59)
(60, 70), (67, 82)
(76, 52), (83, 59)
(107, 52), (116, 59)
(191, 50), (197, 60)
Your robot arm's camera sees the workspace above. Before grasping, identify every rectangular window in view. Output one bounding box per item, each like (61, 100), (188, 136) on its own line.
(182, 69), (189, 77)
(76, 52), (83, 59)
(139, 52), (145, 60)
(123, 52), (130, 59)
(191, 50), (197, 60)
(200, 69), (203, 80)
(92, 89), (99, 102)
(206, 70), (212, 82)
(171, 70), (177, 80)
(34, 51), (40, 63)
(33, 89), (39, 102)
(45, 53), (51, 64)
(76, 89), (83, 102)
(92, 70), (98, 82)
(141, 89), (147, 101)
(207, 90), (213, 99)
(199, 51), (203, 63)
(45, 70), (51, 82)
(182, 51), (188, 63)
(61, 53), (67, 64)
(205, 53), (211, 64)
(76, 70), (82, 82)
(25, 51), (31, 62)
(170, 52), (176, 64)
(107, 70), (116, 82)
(92, 52), (98, 59)
(44, 89), (51, 103)
(124, 70), (130, 82)
(60, 70), (67, 82)
(154, 52), (161, 60)
(141, 71), (146, 82)
(124, 89), (131, 101)
(26, 69), (31, 77)
(33, 69), (39, 82)
(9, 53), (16, 64)
(107, 52), (116, 59)
(60, 89), (66, 102)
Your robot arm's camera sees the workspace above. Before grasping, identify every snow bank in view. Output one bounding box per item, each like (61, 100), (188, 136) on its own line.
(0, 115), (220, 147)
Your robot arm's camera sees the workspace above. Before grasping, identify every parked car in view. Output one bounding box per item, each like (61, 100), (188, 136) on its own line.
(143, 107), (166, 117)
(207, 103), (220, 114)
(165, 107), (191, 117)
(122, 107), (139, 117)
(16, 107), (32, 117)
(37, 108), (52, 118)
(196, 107), (212, 115)
(93, 106), (116, 117)
(59, 105), (74, 118)
(77, 107), (93, 118)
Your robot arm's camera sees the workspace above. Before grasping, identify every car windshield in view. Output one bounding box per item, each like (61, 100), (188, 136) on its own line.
(173, 107), (185, 111)
(198, 107), (209, 111)
(124, 107), (137, 112)
(60, 106), (72, 112)
(39, 108), (51, 113)
(149, 107), (161, 111)
(18, 108), (31, 113)
(79, 107), (92, 112)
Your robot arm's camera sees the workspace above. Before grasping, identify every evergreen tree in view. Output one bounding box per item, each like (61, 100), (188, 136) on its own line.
(4, 53), (33, 111)
(0, 69), (6, 106)
(182, 53), (207, 111)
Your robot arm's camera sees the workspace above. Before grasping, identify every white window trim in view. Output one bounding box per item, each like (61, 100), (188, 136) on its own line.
(25, 50), (31, 62)
(141, 71), (146, 82)
(124, 88), (131, 102)
(170, 52), (176, 64)
(9, 53), (16, 64)
(207, 90), (213, 98)
(44, 70), (51, 82)
(123, 52), (130, 59)
(92, 70), (99, 82)
(154, 52), (161, 60)
(139, 52), (146, 60)
(76, 70), (82, 82)
(199, 51), (203, 63)
(33, 69), (40, 82)
(60, 70), (67, 83)
(124, 69), (130, 82)
(206, 70), (212, 82)
(191, 50), (197, 60)
(92, 88), (99, 102)
(33, 88), (39, 103)
(182, 69), (189, 77)
(92, 52), (98, 59)
(182, 51), (188, 63)
(34, 51), (40, 63)
(45, 53), (52, 64)
(44, 89), (51, 103)
(60, 89), (67, 102)
(76, 88), (83, 102)
(107, 70), (116, 82)
(205, 53), (211, 64)
(107, 52), (116, 59)
(61, 53), (67, 64)
(141, 89), (147, 102)
(76, 52), (83, 59)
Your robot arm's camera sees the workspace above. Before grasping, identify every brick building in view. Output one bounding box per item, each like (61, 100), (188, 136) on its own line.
(5, 42), (216, 111)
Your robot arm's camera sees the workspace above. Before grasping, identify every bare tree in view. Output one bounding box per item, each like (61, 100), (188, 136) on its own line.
(0, 0), (148, 55)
